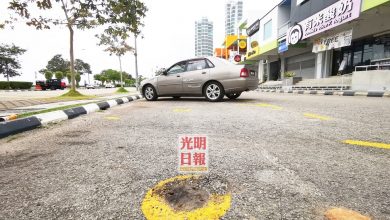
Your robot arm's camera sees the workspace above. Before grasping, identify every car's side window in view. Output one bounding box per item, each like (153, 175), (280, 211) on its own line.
(186, 59), (207, 71)
(166, 61), (186, 75)
(206, 59), (215, 68)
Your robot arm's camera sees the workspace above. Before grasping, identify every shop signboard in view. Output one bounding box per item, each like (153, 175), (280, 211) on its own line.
(287, 0), (361, 45)
(278, 40), (288, 53)
(246, 20), (260, 37)
(312, 29), (353, 53)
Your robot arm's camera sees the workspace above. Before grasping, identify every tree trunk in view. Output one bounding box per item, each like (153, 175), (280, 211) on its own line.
(118, 55), (123, 88)
(68, 25), (76, 91)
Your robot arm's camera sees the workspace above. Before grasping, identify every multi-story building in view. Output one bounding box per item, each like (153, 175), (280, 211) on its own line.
(225, 0), (243, 36)
(240, 0), (390, 91)
(195, 17), (214, 57)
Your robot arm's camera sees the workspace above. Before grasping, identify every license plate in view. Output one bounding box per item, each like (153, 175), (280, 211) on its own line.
(250, 71), (255, 76)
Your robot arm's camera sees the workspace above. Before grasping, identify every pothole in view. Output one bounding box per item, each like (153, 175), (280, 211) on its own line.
(142, 175), (232, 219)
(150, 175), (230, 211)
(157, 178), (210, 211)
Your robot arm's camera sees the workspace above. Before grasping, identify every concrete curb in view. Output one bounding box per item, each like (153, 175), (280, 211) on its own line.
(0, 94), (143, 139)
(0, 89), (35, 92)
(256, 89), (389, 98)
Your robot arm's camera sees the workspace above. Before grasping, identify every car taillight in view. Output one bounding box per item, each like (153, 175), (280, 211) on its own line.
(240, 68), (249, 77)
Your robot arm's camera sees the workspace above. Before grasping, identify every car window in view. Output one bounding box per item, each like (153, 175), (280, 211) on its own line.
(187, 59), (207, 71)
(206, 59), (215, 68)
(167, 61), (186, 75)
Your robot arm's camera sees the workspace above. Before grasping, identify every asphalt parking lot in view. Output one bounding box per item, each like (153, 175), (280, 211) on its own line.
(0, 92), (389, 219)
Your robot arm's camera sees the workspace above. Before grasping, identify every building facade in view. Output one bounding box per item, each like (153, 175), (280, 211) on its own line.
(195, 17), (214, 57)
(241, 0), (390, 91)
(225, 0), (243, 36)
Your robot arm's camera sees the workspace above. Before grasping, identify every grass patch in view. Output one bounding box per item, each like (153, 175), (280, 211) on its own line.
(18, 102), (95, 119)
(61, 89), (84, 97)
(116, 87), (129, 93)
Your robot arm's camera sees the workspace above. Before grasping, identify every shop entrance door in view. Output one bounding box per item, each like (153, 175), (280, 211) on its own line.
(269, 60), (281, 81)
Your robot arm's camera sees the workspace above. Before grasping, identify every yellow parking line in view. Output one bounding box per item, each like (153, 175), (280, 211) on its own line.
(254, 103), (283, 110)
(303, 113), (332, 121)
(342, 140), (390, 150)
(173, 108), (192, 113)
(105, 116), (120, 120)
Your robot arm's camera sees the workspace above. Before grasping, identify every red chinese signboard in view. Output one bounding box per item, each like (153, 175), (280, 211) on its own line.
(178, 135), (209, 172)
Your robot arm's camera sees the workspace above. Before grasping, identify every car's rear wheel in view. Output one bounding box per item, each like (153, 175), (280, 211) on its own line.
(226, 92), (241, 99)
(204, 81), (225, 102)
(143, 85), (158, 101)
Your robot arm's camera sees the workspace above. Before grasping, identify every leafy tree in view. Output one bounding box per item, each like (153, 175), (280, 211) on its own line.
(66, 71), (72, 84)
(101, 69), (121, 84)
(75, 73), (81, 86)
(96, 0), (147, 90)
(54, 71), (64, 80)
(0, 44), (26, 81)
(75, 59), (91, 75)
(8, 0), (147, 94)
(44, 70), (53, 80)
(97, 34), (133, 88)
(46, 54), (69, 73)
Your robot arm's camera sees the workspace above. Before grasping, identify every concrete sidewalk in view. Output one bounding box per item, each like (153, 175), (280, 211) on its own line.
(0, 92), (138, 117)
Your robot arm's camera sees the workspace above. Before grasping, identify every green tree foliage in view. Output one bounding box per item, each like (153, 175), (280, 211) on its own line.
(94, 69), (133, 85)
(75, 59), (91, 75)
(46, 54), (69, 73)
(44, 70), (53, 80)
(75, 73), (81, 86)
(0, 44), (26, 81)
(66, 71), (72, 84)
(7, 0), (147, 93)
(54, 71), (64, 80)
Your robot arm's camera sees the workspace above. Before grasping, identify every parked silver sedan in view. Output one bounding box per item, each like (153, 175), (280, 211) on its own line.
(140, 57), (259, 102)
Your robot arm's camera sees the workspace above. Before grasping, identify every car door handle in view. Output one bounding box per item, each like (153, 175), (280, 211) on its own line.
(201, 71), (206, 74)
(177, 75), (180, 77)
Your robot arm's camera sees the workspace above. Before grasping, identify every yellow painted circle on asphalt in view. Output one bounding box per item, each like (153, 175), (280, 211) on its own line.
(141, 175), (232, 220)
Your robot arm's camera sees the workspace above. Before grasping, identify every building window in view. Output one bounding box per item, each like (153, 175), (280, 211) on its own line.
(263, 19), (272, 41)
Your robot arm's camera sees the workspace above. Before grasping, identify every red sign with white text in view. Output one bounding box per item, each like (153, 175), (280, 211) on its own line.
(178, 135), (209, 173)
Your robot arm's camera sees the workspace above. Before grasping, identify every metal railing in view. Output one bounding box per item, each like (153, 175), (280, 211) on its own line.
(355, 64), (390, 71)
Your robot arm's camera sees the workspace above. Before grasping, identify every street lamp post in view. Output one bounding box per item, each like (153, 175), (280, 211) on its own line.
(134, 34), (139, 91)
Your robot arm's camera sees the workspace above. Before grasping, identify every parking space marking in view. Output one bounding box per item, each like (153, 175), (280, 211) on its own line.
(303, 113), (332, 121)
(342, 140), (390, 150)
(105, 116), (120, 120)
(173, 108), (192, 113)
(254, 103), (283, 110)
(141, 175), (231, 220)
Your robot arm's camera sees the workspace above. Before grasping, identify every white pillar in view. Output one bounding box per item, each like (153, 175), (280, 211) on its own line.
(315, 52), (324, 79)
(280, 57), (286, 79)
(258, 60), (264, 83)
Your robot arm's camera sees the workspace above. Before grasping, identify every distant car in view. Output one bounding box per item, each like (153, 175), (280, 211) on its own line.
(36, 79), (66, 90)
(86, 84), (98, 89)
(140, 57), (259, 102)
(105, 84), (115, 88)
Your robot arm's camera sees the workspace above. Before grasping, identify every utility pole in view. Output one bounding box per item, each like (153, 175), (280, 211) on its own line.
(134, 34), (139, 91)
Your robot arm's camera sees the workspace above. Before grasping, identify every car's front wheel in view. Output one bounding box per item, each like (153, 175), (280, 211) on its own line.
(226, 92), (241, 99)
(143, 85), (158, 101)
(204, 81), (225, 102)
